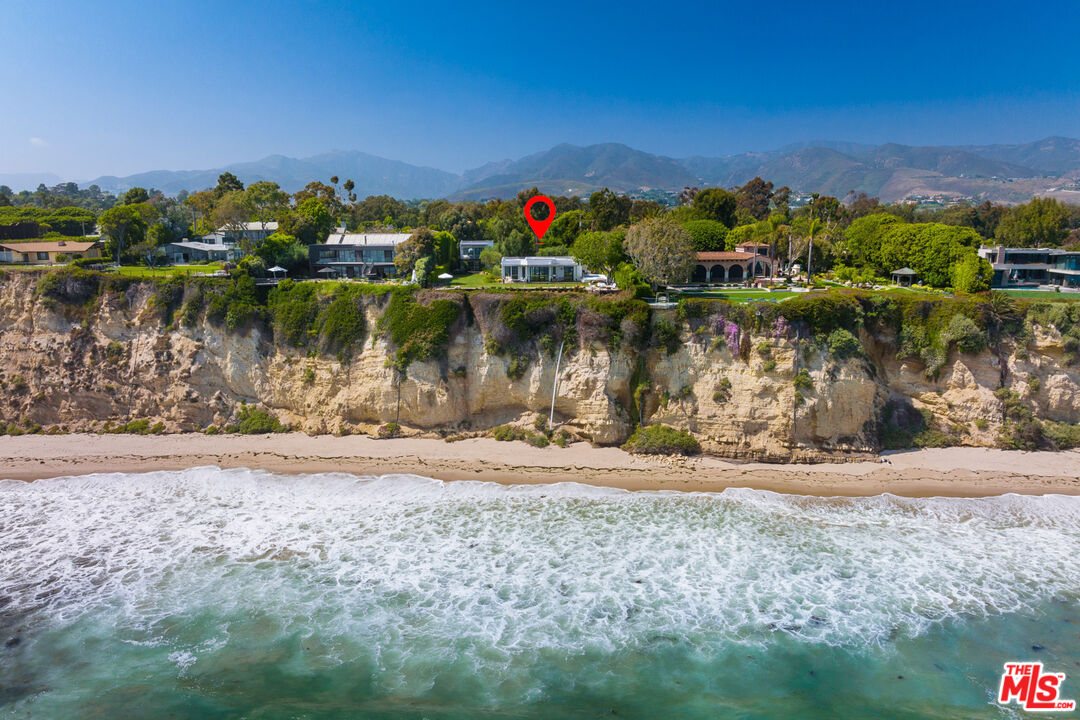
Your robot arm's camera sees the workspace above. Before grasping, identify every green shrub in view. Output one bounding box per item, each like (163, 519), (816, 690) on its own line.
(651, 319), (681, 355)
(712, 377), (732, 403)
(1043, 421), (1080, 449)
(826, 328), (862, 358)
(378, 422), (401, 438)
(941, 313), (988, 354)
(9, 374), (27, 393)
(974, 418), (989, 431)
(378, 288), (461, 372)
(622, 424), (701, 456)
(1027, 375), (1041, 394)
(302, 366), (316, 384)
(236, 405), (285, 434)
(763, 359), (776, 372)
(205, 425), (220, 435)
(793, 369), (814, 391)
(507, 354), (529, 380)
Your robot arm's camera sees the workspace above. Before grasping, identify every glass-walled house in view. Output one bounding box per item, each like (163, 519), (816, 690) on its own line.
(501, 256), (584, 283)
(978, 245), (1080, 288)
(1051, 252), (1080, 288)
(308, 232), (411, 279)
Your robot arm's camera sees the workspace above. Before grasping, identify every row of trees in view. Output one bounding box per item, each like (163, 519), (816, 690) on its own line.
(25, 164), (1073, 290)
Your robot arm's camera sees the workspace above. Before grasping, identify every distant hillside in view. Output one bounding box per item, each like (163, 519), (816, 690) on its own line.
(956, 136), (1080, 176)
(87, 150), (461, 198)
(451, 143), (699, 200)
(26, 136), (1080, 204)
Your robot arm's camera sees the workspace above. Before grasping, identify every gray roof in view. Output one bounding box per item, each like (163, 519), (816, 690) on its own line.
(322, 232), (412, 246)
(891, 267), (918, 275)
(165, 241), (235, 252)
(217, 221), (278, 233)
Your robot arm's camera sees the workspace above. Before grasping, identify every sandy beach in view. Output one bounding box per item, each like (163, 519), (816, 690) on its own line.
(1, 433), (1077, 496)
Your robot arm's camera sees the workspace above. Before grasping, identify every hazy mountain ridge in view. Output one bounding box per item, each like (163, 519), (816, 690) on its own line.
(86, 150), (460, 198)
(38, 136), (1080, 203)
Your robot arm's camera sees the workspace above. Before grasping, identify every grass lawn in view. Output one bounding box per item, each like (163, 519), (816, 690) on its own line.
(1002, 288), (1080, 301)
(111, 264), (225, 277)
(449, 272), (502, 288)
(448, 272), (585, 289)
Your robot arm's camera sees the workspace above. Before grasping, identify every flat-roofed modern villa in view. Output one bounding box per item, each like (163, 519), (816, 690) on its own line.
(977, 245), (1080, 288)
(693, 242), (773, 283)
(308, 231), (412, 279)
(501, 256), (584, 283)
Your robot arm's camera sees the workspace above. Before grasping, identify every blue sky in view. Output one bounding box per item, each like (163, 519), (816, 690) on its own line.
(1, 0), (1078, 181)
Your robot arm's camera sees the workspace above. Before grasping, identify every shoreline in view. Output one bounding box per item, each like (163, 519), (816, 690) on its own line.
(2, 433), (1079, 497)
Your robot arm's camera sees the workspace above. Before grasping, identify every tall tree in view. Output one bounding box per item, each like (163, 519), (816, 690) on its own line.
(588, 188), (631, 231)
(572, 230), (626, 278)
(995, 197), (1069, 247)
(735, 177), (774, 221)
(692, 188), (737, 228)
(214, 172), (244, 197)
(244, 181), (289, 232)
(625, 217), (695, 287)
(394, 227), (436, 276)
(213, 191), (253, 248)
(122, 187), (149, 205)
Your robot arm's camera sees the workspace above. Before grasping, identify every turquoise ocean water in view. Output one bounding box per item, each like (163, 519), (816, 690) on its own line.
(1, 468), (1078, 719)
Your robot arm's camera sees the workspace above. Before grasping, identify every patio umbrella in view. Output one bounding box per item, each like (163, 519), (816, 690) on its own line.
(437, 273), (454, 280)
(317, 267), (337, 277)
(267, 265), (286, 279)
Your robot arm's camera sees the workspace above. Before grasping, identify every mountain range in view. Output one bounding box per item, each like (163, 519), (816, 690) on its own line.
(31, 137), (1080, 204)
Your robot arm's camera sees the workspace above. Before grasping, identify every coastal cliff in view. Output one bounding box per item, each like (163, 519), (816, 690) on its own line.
(1, 270), (1078, 460)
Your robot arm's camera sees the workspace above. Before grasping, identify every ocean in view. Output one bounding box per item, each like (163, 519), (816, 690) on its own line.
(1, 468), (1077, 719)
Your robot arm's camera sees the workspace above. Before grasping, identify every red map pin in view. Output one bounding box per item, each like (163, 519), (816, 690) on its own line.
(524, 195), (556, 241)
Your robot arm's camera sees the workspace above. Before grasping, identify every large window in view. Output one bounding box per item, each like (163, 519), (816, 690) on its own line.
(37, 252), (49, 261)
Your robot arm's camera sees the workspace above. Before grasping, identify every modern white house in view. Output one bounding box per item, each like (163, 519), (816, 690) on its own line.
(977, 245), (1080, 288)
(308, 231), (412, 279)
(501, 256), (584, 283)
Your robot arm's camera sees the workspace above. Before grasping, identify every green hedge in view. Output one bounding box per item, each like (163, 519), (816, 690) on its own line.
(622, 424), (701, 455)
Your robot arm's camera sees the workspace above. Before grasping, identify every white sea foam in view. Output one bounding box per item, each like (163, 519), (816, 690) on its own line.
(1, 467), (1078, 676)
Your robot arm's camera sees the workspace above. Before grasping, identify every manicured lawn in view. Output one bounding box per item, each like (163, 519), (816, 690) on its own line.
(449, 272), (502, 288)
(1001, 289), (1080, 301)
(114, 264), (224, 277)
(448, 272), (585, 289)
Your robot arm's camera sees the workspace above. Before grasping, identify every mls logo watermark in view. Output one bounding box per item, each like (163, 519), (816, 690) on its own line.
(998, 663), (1076, 712)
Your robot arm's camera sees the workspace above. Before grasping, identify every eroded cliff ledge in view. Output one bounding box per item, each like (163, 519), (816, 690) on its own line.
(1, 270), (1078, 461)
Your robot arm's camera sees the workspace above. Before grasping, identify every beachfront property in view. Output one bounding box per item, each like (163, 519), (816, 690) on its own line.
(460, 239), (494, 270)
(0, 239), (104, 264)
(977, 245), (1080, 288)
(219, 221), (279, 246)
(692, 242), (773, 283)
(308, 231), (412, 279)
(501, 256), (584, 283)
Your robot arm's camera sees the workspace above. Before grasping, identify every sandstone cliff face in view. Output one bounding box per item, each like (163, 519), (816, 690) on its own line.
(1, 274), (1078, 460)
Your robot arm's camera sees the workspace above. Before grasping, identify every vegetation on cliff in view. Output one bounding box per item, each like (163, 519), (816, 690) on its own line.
(12, 268), (1080, 454)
